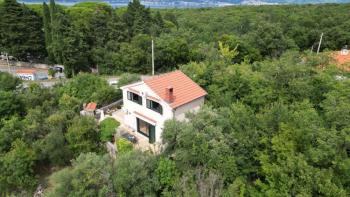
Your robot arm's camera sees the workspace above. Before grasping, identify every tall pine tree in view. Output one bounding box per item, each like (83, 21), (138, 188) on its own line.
(43, 2), (54, 62)
(123, 0), (152, 38)
(0, 0), (45, 61)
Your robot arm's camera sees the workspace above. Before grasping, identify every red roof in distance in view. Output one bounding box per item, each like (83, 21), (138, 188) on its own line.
(144, 70), (207, 109)
(85, 102), (97, 111)
(16, 69), (37, 74)
(333, 50), (350, 65)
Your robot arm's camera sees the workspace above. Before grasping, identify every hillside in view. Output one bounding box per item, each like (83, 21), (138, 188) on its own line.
(19, 0), (350, 8)
(0, 0), (349, 195)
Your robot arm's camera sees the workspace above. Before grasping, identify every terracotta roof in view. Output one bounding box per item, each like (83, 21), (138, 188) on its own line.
(332, 51), (350, 72)
(144, 70), (207, 109)
(333, 51), (350, 65)
(16, 69), (36, 74)
(85, 102), (97, 111)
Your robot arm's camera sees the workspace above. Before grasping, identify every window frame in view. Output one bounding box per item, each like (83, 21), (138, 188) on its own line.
(127, 91), (142, 105)
(146, 99), (163, 115)
(136, 118), (156, 143)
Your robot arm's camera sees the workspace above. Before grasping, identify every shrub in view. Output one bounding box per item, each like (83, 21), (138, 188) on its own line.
(99, 118), (120, 142)
(116, 138), (133, 154)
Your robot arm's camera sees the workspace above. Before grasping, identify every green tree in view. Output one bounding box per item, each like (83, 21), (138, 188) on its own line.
(0, 72), (21, 91)
(43, 2), (54, 62)
(0, 116), (25, 153)
(99, 118), (120, 142)
(123, 0), (152, 38)
(46, 153), (114, 197)
(61, 26), (90, 77)
(35, 112), (71, 166)
(246, 22), (297, 58)
(0, 0), (45, 61)
(0, 139), (37, 192)
(65, 116), (99, 157)
(156, 157), (178, 191)
(59, 73), (118, 106)
(113, 151), (157, 196)
(0, 90), (23, 118)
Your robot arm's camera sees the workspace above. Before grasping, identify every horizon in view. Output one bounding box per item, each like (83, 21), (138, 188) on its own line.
(18, 0), (350, 8)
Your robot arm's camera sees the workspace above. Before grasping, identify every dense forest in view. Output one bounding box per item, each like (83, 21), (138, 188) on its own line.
(0, 0), (350, 196)
(1, 0), (350, 75)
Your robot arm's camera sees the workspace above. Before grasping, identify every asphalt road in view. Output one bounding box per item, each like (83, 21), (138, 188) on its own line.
(1, 64), (150, 88)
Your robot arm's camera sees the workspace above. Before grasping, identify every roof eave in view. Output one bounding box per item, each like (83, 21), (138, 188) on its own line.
(119, 81), (144, 90)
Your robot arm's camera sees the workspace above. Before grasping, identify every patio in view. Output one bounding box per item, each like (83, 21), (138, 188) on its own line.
(110, 109), (163, 153)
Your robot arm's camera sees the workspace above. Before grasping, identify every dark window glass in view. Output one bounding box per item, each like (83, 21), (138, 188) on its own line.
(137, 118), (156, 143)
(127, 91), (142, 105)
(146, 99), (163, 114)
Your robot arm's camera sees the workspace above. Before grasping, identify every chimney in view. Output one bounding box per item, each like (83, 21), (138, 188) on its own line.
(165, 86), (174, 103)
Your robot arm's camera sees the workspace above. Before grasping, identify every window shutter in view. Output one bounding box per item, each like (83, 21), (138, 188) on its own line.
(159, 106), (163, 115)
(138, 96), (142, 105)
(146, 99), (151, 108)
(127, 92), (131, 100)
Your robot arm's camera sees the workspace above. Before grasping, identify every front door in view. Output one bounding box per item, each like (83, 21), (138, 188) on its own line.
(136, 118), (156, 144)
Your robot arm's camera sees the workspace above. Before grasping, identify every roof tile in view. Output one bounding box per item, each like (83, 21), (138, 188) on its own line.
(144, 70), (207, 108)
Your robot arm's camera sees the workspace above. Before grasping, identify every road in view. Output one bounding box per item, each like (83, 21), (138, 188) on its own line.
(1, 64), (150, 88)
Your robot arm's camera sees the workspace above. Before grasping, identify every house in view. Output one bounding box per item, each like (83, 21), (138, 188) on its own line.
(16, 69), (38, 80)
(80, 102), (97, 116)
(120, 70), (207, 144)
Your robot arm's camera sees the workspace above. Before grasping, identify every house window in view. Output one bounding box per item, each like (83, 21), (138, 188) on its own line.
(137, 118), (155, 143)
(146, 99), (163, 114)
(127, 91), (142, 105)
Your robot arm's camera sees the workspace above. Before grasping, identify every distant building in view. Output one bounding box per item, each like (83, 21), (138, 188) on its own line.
(334, 46), (350, 64)
(332, 46), (350, 71)
(16, 69), (38, 80)
(80, 102), (97, 116)
(120, 70), (207, 144)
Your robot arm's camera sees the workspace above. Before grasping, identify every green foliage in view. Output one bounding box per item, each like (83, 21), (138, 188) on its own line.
(0, 139), (37, 192)
(46, 153), (114, 197)
(0, 73), (122, 193)
(156, 157), (178, 190)
(116, 138), (133, 154)
(65, 116), (100, 157)
(0, 90), (23, 118)
(115, 73), (140, 98)
(59, 73), (118, 106)
(1, 1), (350, 195)
(117, 73), (140, 87)
(99, 118), (120, 142)
(123, 0), (152, 38)
(0, 116), (25, 153)
(218, 41), (239, 62)
(58, 93), (80, 112)
(0, 72), (21, 91)
(113, 151), (157, 196)
(0, 0), (45, 61)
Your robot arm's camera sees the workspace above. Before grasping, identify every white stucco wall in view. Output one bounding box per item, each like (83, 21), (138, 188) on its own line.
(174, 97), (205, 121)
(121, 82), (205, 143)
(16, 73), (36, 80)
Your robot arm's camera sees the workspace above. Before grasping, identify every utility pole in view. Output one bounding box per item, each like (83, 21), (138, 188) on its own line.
(151, 39), (155, 76)
(317, 33), (324, 54)
(6, 53), (10, 73)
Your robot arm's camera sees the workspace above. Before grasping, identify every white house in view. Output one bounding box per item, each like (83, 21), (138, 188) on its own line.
(120, 70), (207, 144)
